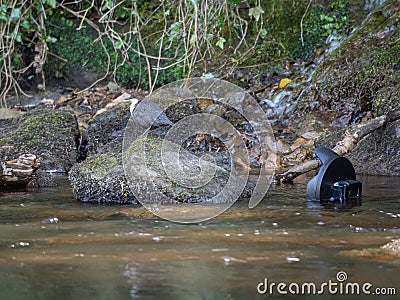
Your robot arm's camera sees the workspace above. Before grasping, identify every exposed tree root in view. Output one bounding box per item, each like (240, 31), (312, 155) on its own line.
(275, 108), (400, 183)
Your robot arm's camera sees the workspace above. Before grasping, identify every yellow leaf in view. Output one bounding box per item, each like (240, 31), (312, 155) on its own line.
(279, 78), (292, 89)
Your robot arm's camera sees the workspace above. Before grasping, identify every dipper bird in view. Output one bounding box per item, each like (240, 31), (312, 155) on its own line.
(130, 99), (173, 128)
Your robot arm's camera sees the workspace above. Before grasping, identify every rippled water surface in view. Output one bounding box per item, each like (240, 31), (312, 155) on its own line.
(0, 176), (399, 299)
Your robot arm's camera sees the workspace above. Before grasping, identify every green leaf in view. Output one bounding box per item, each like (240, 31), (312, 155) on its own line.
(216, 37), (226, 49)
(260, 28), (267, 36)
(10, 8), (21, 22)
(101, 0), (114, 12)
(169, 22), (181, 42)
(15, 32), (22, 43)
(0, 4), (8, 21)
(189, 34), (197, 45)
(201, 73), (214, 79)
(249, 6), (264, 22)
(46, 0), (56, 9)
(21, 20), (30, 30)
(115, 39), (123, 49)
(46, 36), (57, 43)
(13, 53), (22, 64)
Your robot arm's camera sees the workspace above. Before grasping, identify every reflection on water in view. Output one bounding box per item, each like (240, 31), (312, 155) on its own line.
(0, 176), (399, 299)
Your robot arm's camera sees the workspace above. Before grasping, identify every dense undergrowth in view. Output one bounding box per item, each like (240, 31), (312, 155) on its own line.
(0, 0), (366, 105)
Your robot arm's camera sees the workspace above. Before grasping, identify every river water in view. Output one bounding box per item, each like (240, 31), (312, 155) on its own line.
(0, 176), (399, 299)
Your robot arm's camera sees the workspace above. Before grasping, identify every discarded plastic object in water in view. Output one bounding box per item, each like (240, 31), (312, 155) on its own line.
(306, 146), (362, 207)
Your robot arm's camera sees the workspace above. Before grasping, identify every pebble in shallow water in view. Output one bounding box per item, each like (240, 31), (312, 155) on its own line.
(41, 217), (59, 224)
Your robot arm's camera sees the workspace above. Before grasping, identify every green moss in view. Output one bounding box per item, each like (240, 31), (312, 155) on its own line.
(0, 109), (77, 149)
(82, 153), (119, 178)
(302, 0), (400, 119)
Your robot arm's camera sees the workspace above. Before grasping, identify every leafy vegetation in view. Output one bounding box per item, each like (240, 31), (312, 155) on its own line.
(0, 0), (358, 104)
(300, 0), (351, 58)
(1, 0), (268, 101)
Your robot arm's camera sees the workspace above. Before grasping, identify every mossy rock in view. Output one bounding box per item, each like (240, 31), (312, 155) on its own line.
(70, 135), (254, 204)
(69, 153), (137, 204)
(0, 108), (79, 172)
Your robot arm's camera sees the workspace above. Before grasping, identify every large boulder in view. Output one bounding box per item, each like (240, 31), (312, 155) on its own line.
(69, 135), (254, 204)
(70, 96), (261, 204)
(0, 108), (79, 172)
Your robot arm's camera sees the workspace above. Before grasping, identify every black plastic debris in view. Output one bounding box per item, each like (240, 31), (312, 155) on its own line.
(306, 146), (362, 206)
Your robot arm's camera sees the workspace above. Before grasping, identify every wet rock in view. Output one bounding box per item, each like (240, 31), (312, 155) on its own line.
(69, 136), (255, 204)
(124, 136), (255, 203)
(132, 100), (174, 128)
(261, 90), (294, 125)
(166, 99), (202, 123)
(86, 98), (201, 156)
(64, 63), (99, 89)
(300, 131), (321, 140)
(0, 108), (79, 172)
(27, 173), (58, 188)
(340, 238), (400, 263)
(0, 108), (24, 119)
(296, 111), (339, 134)
(87, 102), (131, 155)
(275, 140), (292, 155)
(69, 153), (137, 204)
(75, 96), (263, 204)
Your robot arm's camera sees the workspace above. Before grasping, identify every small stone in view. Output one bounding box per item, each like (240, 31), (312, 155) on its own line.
(301, 131), (321, 140)
(286, 257), (300, 263)
(107, 82), (119, 93)
(290, 137), (308, 151)
(275, 140), (291, 155)
(112, 92), (132, 103)
(17, 242), (30, 247)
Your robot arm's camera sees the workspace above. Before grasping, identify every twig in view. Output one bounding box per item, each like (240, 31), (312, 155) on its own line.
(300, 0), (312, 47)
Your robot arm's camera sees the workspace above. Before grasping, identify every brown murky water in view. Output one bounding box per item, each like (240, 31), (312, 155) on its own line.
(0, 176), (399, 299)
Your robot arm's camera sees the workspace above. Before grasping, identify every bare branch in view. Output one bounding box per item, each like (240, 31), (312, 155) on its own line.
(276, 108), (400, 183)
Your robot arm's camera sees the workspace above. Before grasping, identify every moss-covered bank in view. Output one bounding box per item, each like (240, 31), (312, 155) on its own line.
(295, 0), (400, 124)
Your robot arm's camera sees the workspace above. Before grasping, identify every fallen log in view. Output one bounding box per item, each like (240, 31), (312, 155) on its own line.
(276, 108), (400, 183)
(0, 154), (41, 188)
